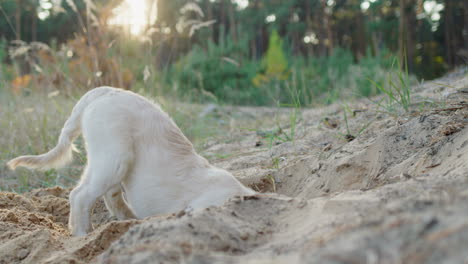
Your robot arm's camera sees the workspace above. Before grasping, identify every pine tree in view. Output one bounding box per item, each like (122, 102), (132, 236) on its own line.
(253, 29), (288, 86)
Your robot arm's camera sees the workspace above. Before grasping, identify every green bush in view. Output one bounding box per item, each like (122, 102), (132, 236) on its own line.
(287, 48), (397, 105)
(166, 35), (401, 106)
(167, 38), (267, 105)
(354, 49), (396, 97)
(253, 29), (289, 86)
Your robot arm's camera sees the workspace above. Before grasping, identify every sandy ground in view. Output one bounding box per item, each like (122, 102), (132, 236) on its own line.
(1, 74), (467, 263)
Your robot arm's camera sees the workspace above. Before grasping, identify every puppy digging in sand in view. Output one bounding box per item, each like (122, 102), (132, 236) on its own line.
(8, 87), (255, 236)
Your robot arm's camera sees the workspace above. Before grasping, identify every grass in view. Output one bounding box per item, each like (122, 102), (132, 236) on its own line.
(340, 106), (355, 141)
(0, 90), (78, 192)
(256, 84), (302, 148)
(368, 58), (413, 115)
(330, 103), (374, 143)
(336, 106), (373, 142)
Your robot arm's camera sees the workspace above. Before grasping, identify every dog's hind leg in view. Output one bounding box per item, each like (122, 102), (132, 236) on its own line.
(103, 185), (136, 220)
(69, 146), (133, 236)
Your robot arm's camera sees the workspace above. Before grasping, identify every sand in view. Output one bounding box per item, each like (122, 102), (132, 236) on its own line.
(1, 74), (467, 263)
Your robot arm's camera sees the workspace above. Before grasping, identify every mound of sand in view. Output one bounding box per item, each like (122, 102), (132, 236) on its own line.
(1, 75), (467, 263)
(0, 187), (139, 263)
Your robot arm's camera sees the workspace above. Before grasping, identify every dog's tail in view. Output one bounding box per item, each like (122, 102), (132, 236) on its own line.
(7, 87), (113, 170)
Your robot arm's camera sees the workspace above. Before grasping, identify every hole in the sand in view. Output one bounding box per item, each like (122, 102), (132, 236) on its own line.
(249, 177), (276, 193)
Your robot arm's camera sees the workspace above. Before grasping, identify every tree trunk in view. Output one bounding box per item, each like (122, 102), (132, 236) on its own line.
(305, 0), (313, 57)
(146, 0), (156, 30)
(444, 0), (458, 66)
(219, 0), (227, 44)
(371, 30), (379, 57)
(316, 1), (327, 56)
(228, 1), (237, 43)
(321, 0), (333, 55)
(398, 0), (415, 72)
(31, 2), (37, 41)
(15, 0), (22, 40)
(406, 0), (416, 72)
(464, 1), (468, 50)
(206, 0), (215, 43)
(355, 7), (366, 59)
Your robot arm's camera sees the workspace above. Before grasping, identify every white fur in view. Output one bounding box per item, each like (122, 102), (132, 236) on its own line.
(8, 87), (255, 236)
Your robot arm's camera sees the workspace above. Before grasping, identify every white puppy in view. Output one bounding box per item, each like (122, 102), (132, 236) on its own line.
(8, 87), (255, 236)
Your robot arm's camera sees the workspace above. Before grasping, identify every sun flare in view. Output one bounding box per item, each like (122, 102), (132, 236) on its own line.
(108, 0), (157, 35)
